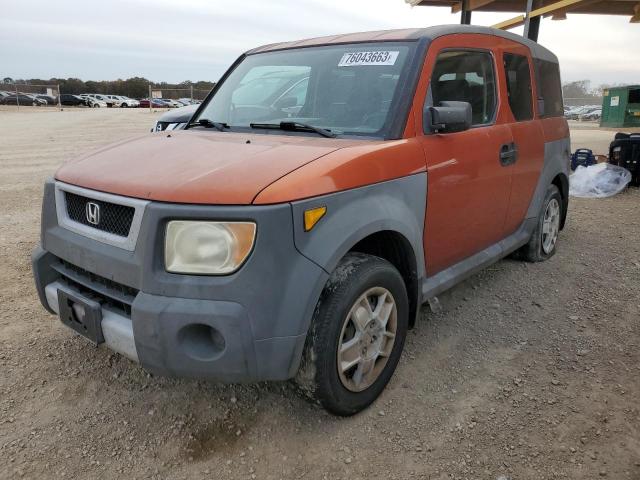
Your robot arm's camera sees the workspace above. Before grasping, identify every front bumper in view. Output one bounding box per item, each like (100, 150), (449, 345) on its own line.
(33, 180), (329, 382)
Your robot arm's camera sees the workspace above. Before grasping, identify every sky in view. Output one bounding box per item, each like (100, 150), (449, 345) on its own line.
(2, 0), (639, 88)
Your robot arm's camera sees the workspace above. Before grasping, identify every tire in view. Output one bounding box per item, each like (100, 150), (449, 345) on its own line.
(93, 104), (100, 108)
(296, 252), (408, 416)
(515, 184), (562, 262)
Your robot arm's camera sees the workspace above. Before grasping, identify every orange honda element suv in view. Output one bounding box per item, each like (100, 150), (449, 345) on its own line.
(33, 26), (569, 415)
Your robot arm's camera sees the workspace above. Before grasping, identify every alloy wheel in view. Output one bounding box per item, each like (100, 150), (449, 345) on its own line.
(337, 287), (397, 392)
(542, 198), (560, 254)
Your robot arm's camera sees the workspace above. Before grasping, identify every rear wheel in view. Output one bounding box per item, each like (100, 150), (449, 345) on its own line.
(296, 253), (408, 416)
(515, 184), (562, 262)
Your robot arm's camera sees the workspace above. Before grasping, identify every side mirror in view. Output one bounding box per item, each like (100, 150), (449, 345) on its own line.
(275, 96), (297, 109)
(426, 101), (472, 133)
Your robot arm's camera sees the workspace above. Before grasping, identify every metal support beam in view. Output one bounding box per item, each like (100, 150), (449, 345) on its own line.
(460, 0), (472, 23)
(523, 0), (534, 37)
(524, 0), (542, 41)
(527, 16), (541, 41)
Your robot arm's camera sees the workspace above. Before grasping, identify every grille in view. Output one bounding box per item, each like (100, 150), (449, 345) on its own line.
(53, 259), (138, 316)
(65, 191), (134, 237)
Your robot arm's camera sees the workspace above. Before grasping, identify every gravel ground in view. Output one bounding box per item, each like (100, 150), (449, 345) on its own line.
(1, 108), (639, 480)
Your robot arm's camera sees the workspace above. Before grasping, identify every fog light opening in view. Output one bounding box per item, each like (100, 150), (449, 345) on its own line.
(178, 324), (226, 361)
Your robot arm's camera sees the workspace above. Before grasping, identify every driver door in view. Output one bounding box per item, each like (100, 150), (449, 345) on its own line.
(417, 42), (514, 276)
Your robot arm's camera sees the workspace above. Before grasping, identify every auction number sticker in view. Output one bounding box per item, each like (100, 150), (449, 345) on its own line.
(338, 51), (399, 67)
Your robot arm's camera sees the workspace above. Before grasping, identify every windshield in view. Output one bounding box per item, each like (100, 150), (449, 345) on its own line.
(195, 42), (415, 137)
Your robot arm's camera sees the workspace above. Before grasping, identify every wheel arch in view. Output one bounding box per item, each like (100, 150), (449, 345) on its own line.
(551, 172), (569, 229)
(348, 230), (420, 328)
(290, 174), (427, 330)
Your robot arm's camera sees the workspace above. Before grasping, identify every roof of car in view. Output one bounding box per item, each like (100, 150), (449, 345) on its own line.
(246, 24), (557, 63)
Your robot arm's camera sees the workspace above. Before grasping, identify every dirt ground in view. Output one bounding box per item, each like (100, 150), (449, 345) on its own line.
(1, 108), (639, 480)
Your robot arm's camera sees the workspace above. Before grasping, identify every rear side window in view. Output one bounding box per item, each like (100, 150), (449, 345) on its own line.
(534, 59), (564, 117)
(430, 50), (497, 126)
(503, 53), (533, 121)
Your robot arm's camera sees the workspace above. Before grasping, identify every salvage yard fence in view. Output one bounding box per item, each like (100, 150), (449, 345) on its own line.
(0, 83), (62, 110)
(147, 84), (210, 111)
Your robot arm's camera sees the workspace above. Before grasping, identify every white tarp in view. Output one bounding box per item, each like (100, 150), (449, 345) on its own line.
(569, 163), (632, 198)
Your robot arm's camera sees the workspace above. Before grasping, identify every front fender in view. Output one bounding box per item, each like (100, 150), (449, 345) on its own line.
(290, 173), (427, 279)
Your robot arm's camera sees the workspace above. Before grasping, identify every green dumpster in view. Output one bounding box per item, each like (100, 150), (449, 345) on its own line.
(601, 85), (640, 128)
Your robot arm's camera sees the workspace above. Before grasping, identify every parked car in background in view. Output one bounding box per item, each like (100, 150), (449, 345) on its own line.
(88, 97), (108, 108)
(579, 108), (602, 121)
(33, 25), (570, 416)
(77, 94), (108, 108)
(92, 94), (118, 107)
(152, 104), (198, 131)
(139, 98), (171, 108)
(114, 96), (139, 108)
(59, 94), (87, 106)
(79, 94), (117, 107)
(1, 94), (46, 106)
(160, 99), (183, 108)
(36, 94), (57, 105)
(105, 95), (124, 107)
(565, 105), (600, 120)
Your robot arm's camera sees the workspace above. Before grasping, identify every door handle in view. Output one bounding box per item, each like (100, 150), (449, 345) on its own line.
(499, 143), (518, 166)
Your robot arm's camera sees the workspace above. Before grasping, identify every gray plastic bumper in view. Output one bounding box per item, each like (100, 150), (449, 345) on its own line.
(44, 280), (139, 362)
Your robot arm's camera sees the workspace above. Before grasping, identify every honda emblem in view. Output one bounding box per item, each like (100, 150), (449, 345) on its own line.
(85, 202), (100, 225)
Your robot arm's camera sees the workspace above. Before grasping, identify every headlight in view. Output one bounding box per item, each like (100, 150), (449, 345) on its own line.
(165, 221), (256, 275)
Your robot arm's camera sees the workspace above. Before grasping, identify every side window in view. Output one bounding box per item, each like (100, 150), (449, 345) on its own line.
(534, 59), (564, 117)
(503, 53), (533, 121)
(430, 50), (497, 127)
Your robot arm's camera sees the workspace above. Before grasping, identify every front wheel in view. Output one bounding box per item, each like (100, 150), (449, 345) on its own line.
(515, 184), (562, 262)
(296, 253), (408, 416)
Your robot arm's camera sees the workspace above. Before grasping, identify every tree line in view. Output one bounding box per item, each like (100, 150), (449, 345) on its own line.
(2, 77), (216, 99)
(2, 76), (624, 102)
(562, 80), (624, 101)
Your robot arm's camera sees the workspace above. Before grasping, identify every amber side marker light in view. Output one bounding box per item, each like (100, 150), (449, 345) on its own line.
(304, 206), (327, 232)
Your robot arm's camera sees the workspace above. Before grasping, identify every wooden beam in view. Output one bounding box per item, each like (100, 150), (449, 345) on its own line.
(493, 14), (526, 29)
(541, 0), (600, 18)
(452, 0), (496, 14)
(492, 0), (594, 29)
(530, 0), (595, 17)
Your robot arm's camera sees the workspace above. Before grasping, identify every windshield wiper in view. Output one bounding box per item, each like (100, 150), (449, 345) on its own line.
(249, 121), (336, 138)
(188, 118), (230, 132)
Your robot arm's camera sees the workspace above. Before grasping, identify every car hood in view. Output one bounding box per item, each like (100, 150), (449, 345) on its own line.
(55, 130), (365, 204)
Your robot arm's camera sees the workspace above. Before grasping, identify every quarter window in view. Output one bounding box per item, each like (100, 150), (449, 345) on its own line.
(534, 59), (564, 117)
(503, 53), (533, 121)
(430, 50), (497, 127)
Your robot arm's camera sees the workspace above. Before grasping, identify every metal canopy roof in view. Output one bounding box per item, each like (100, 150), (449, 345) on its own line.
(406, 0), (639, 40)
(407, 0), (639, 16)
